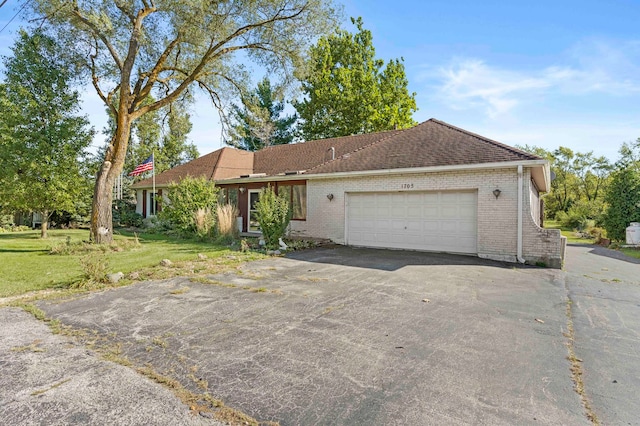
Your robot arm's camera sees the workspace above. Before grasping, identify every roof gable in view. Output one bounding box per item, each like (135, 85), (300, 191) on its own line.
(131, 147), (253, 188)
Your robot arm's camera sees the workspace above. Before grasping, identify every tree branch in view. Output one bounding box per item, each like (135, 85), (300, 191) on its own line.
(134, 35), (182, 107)
(131, 3), (310, 119)
(70, 4), (124, 72)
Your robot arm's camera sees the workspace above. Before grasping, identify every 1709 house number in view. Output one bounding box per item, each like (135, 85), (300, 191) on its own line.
(401, 183), (414, 189)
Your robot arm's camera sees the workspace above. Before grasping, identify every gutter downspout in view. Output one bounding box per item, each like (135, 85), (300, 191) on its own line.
(517, 165), (526, 264)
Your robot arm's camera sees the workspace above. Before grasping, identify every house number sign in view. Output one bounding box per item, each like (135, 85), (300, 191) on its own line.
(400, 183), (414, 189)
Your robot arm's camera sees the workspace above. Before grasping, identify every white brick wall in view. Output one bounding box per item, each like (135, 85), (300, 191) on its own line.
(289, 167), (564, 267)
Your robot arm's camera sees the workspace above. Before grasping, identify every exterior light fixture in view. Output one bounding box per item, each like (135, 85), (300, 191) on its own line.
(327, 193), (334, 201)
(493, 189), (501, 199)
(238, 187), (246, 194)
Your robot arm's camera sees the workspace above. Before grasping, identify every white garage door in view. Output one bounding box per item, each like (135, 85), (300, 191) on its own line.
(346, 191), (477, 254)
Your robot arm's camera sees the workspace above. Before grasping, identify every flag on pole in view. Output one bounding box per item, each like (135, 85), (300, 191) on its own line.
(129, 155), (154, 176)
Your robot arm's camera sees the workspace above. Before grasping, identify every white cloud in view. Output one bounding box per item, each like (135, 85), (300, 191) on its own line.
(436, 59), (550, 117)
(430, 39), (640, 117)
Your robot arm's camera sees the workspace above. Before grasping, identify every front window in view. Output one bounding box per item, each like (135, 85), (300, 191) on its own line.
(278, 183), (306, 220)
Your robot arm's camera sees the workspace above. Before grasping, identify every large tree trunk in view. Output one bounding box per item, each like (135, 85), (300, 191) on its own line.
(40, 210), (48, 239)
(90, 117), (132, 244)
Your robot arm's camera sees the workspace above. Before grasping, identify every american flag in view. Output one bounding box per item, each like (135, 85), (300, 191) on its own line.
(129, 155), (154, 176)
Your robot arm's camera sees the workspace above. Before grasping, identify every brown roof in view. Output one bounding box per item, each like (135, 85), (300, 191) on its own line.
(307, 119), (540, 174)
(133, 119), (541, 188)
(252, 129), (402, 175)
(132, 147), (253, 188)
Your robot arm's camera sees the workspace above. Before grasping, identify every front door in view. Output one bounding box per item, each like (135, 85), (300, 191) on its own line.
(248, 189), (261, 233)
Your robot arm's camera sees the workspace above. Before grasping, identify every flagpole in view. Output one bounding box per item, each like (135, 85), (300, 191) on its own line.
(152, 151), (156, 216)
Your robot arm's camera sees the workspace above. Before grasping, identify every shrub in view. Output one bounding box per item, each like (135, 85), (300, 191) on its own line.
(217, 203), (239, 240)
(557, 199), (604, 230)
(76, 252), (109, 287)
(120, 211), (143, 227)
(159, 176), (219, 236)
(193, 208), (214, 239)
(587, 227), (607, 244)
(0, 214), (14, 228)
(603, 167), (640, 241)
(254, 186), (291, 249)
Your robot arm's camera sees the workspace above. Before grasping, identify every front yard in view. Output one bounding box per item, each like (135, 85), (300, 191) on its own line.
(0, 229), (263, 298)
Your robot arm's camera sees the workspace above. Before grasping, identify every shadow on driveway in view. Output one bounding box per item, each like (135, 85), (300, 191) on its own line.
(285, 245), (533, 271)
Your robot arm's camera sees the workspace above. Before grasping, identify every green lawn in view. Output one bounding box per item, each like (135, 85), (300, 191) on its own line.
(0, 229), (261, 298)
(544, 220), (596, 244)
(620, 247), (640, 259)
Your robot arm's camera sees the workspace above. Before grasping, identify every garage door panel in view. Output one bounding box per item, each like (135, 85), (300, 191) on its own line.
(348, 191), (477, 254)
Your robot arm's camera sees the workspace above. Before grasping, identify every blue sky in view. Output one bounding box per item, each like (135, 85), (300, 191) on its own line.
(1, 0), (639, 161)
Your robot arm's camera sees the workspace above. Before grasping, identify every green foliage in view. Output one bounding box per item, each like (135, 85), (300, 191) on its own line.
(517, 144), (612, 221)
(128, 99), (199, 175)
(0, 29), (94, 236)
(255, 187), (291, 249)
(603, 167), (640, 241)
(77, 252), (109, 288)
(113, 200), (143, 228)
(296, 17), (417, 140)
(556, 199), (606, 230)
(159, 177), (219, 236)
(226, 77), (297, 151)
(30, 0), (339, 242)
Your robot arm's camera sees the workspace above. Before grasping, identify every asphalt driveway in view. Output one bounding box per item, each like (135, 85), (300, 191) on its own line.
(27, 247), (588, 425)
(564, 244), (640, 425)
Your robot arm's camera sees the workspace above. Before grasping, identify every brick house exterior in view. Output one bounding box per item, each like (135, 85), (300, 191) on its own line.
(132, 119), (566, 268)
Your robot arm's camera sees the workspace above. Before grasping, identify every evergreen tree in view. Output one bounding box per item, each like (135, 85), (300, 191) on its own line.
(603, 167), (640, 241)
(295, 17), (417, 140)
(226, 77), (297, 151)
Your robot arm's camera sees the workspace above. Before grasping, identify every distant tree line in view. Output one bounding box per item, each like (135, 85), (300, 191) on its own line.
(518, 141), (640, 241)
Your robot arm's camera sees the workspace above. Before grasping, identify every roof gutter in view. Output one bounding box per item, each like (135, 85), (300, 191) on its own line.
(216, 159), (549, 185)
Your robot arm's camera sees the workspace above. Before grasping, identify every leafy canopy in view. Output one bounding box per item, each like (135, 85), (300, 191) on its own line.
(29, 0), (339, 243)
(295, 17), (417, 140)
(225, 77), (297, 151)
(130, 99), (199, 174)
(0, 29), (94, 236)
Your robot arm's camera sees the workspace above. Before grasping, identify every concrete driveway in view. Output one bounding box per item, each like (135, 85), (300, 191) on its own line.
(564, 244), (640, 425)
(22, 247), (589, 425)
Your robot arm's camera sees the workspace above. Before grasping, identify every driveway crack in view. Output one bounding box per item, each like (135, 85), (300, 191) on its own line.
(564, 277), (600, 425)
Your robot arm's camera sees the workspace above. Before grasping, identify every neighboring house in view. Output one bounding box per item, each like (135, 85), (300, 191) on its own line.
(132, 119), (566, 268)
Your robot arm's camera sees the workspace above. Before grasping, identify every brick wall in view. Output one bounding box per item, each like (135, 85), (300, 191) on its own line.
(521, 170), (565, 268)
(289, 167), (564, 268)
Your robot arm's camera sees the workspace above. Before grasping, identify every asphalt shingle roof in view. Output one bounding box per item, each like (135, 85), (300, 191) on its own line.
(132, 118), (541, 188)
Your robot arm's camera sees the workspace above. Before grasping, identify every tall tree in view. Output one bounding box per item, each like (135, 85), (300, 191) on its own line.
(129, 100), (199, 174)
(0, 29), (94, 238)
(225, 77), (297, 151)
(603, 166), (640, 241)
(295, 17), (417, 140)
(30, 0), (338, 243)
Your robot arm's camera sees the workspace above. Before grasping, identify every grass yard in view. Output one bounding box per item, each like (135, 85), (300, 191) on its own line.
(544, 220), (596, 244)
(620, 247), (640, 259)
(0, 229), (264, 298)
